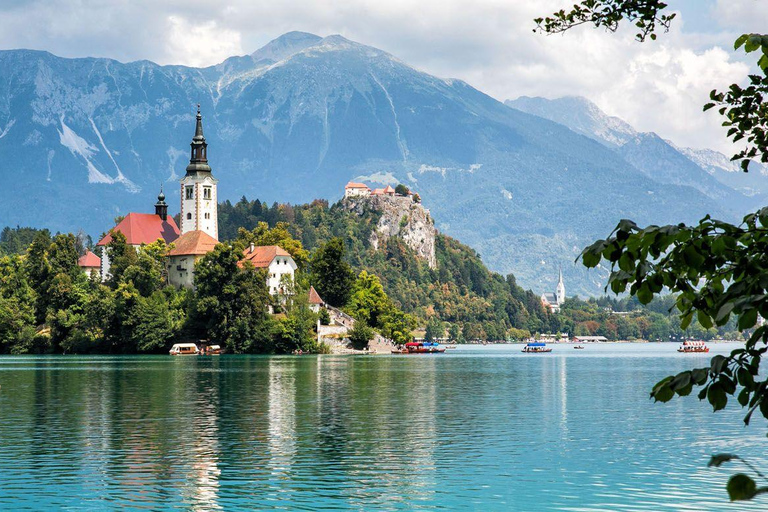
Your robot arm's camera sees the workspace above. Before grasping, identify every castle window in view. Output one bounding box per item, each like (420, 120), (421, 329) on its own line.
(186, 213), (192, 220)
(185, 186), (194, 200)
(203, 186), (212, 200)
(204, 213), (210, 219)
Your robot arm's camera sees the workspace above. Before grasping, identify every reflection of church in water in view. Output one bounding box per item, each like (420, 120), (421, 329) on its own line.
(541, 269), (565, 313)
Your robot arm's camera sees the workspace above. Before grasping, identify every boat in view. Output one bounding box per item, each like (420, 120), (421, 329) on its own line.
(396, 342), (446, 354)
(202, 344), (222, 355)
(445, 345), (458, 350)
(522, 342), (552, 353)
(169, 343), (199, 355)
(574, 345), (585, 350)
(678, 340), (709, 353)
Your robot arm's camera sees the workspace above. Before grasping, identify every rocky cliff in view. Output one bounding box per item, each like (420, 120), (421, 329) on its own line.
(344, 195), (437, 268)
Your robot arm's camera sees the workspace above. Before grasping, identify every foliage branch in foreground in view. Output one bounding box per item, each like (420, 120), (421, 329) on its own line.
(537, 0), (768, 501)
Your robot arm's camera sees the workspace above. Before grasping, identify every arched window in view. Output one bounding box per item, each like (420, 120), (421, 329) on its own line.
(186, 213), (192, 220)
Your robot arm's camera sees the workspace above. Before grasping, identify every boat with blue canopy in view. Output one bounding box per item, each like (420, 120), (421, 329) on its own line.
(522, 342), (552, 353)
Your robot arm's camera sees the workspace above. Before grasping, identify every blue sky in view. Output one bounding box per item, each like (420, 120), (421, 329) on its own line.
(0, 0), (763, 152)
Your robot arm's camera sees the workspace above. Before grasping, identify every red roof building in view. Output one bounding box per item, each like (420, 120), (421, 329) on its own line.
(168, 230), (218, 257)
(241, 245), (292, 268)
(97, 213), (180, 247)
(308, 286), (325, 305)
(77, 250), (101, 269)
(345, 181), (369, 190)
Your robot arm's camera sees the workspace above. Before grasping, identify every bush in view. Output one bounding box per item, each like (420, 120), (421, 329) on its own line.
(348, 321), (374, 350)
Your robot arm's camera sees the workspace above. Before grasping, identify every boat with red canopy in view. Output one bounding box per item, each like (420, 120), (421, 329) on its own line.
(677, 340), (709, 353)
(392, 342), (446, 354)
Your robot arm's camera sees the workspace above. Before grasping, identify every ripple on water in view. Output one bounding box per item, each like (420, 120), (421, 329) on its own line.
(0, 345), (765, 510)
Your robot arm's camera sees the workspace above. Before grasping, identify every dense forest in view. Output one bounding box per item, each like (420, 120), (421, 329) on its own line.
(0, 197), (745, 355)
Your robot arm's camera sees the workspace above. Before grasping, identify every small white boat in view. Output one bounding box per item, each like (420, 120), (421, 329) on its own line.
(169, 343), (199, 356)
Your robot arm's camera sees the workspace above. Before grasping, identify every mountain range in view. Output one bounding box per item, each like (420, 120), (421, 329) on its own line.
(0, 31), (762, 296)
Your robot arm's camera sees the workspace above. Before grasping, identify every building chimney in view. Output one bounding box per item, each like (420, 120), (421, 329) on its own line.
(249, 242), (255, 253)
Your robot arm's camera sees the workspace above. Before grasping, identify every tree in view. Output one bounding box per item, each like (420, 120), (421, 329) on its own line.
(193, 244), (272, 353)
(395, 184), (410, 196)
(348, 320), (374, 350)
(424, 316), (444, 343)
(105, 230), (137, 286)
(310, 238), (355, 307)
(347, 270), (390, 328)
(538, 0), (768, 501)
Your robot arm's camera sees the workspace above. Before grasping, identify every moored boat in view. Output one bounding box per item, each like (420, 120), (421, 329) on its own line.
(677, 340), (709, 353)
(169, 343), (199, 355)
(522, 342), (552, 353)
(574, 345), (585, 350)
(202, 344), (222, 355)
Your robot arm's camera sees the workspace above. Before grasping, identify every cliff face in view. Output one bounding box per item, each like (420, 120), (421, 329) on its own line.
(345, 195), (437, 268)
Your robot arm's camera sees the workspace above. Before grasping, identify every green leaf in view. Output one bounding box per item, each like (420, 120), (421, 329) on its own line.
(715, 302), (734, 322)
(698, 310), (713, 329)
(637, 284), (653, 304)
(692, 368), (709, 385)
(727, 473), (757, 501)
(707, 382), (727, 411)
(739, 309), (758, 330)
(709, 454), (739, 467)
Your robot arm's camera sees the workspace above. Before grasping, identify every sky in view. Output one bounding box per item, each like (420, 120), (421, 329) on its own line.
(0, 0), (765, 153)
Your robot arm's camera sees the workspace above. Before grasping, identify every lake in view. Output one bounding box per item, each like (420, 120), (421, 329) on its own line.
(0, 343), (766, 510)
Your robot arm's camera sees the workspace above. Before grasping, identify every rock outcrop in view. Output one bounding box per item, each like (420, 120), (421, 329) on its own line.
(345, 195), (437, 268)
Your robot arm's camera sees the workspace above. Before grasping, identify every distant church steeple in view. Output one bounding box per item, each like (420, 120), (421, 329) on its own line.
(556, 267), (566, 304)
(180, 105), (218, 240)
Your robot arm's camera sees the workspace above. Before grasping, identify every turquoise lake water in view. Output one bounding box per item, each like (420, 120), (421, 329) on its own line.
(1, 343), (766, 510)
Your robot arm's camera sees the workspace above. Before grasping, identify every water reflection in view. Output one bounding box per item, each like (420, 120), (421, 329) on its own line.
(0, 346), (766, 510)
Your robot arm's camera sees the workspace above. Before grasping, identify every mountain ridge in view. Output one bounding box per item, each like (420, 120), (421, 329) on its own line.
(0, 32), (748, 296)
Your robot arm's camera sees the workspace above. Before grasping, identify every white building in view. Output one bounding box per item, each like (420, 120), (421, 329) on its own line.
(541, 269), (566, 313)
(180, 105), (219, 240)
(241, 244), (297, 295)
(344, 181), (371, 198)
(168, 230), (219, 289)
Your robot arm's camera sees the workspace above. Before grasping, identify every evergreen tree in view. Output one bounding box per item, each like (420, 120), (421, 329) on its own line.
(310, 237), (354, 307)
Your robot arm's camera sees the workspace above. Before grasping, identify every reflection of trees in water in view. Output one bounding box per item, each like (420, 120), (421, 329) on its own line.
(307, 356), (440, 507)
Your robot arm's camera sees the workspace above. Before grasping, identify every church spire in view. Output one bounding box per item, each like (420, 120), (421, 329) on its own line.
(186, 104), (211, 175)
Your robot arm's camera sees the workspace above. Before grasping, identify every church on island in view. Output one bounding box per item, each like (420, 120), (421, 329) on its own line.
(541, 270), (566, 313)
(86, 106), (297, 294)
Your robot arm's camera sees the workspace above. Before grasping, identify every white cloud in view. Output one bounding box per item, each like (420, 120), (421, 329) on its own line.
(165, 16), (243, 68)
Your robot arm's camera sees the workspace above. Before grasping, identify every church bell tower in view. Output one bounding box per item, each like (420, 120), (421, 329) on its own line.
(180, 105), (218, 240)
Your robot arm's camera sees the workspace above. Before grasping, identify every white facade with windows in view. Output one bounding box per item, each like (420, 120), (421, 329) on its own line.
(180, 175), (218, 239)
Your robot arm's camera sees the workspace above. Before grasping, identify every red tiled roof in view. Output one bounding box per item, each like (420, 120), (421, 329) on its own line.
(168, 230), (218, 256)
(97, 213), (179, 247)
(345, 181), (369, 189)
(371, 188), (384, 195)
(382, 185), (395, 193)
(77, 250), (101, 268)
(308, 285), (324, 305)
(240, 245), (292, 268)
